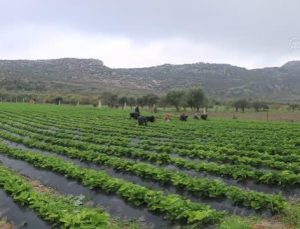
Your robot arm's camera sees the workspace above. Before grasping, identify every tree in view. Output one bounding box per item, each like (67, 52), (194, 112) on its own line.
(166, 90), (185, 111)
(233, 99), (249, 112)
(288, 104), (299, 112)
(145, 94), (159, 108)
(185, 88), (206, 111)
(101, 92), (118, 108)
(118, 96), (128, 109)
(137, 97), (147, 109)
(158, 96), (168, 110)
(53, 96), (63, 105)
(127, 97), (136, 109)
(252, 101), (269, 112)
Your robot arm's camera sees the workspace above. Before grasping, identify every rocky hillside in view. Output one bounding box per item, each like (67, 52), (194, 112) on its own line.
(0, 58), (300, 101)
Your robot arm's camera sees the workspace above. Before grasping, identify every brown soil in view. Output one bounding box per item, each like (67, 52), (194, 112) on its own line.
(253, 217), (295, 229)
(0, 219), (14, 229)
(25, 177), (58, 195)
(29, 179), (51, 193)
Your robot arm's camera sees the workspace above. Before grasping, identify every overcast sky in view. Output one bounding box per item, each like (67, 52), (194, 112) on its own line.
(0, 0), (299, 69)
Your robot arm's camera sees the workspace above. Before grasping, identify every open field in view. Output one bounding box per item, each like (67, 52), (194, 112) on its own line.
(0, 103), (299, 228)
(208, 111), (300, 122)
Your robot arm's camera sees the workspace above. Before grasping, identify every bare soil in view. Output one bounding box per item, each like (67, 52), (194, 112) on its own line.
(253, 217), (295, 229)
(27, 179), (55, 194)
(0, 218), (14, 229)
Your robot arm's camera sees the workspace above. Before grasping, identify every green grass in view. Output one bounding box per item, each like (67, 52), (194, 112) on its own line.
(219, 216), (259, 229)
(218, 201), (300, 229)
(283, 202), (300, 227)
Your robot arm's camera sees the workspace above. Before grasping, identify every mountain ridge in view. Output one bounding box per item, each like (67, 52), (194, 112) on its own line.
(0, 58), (299, 102)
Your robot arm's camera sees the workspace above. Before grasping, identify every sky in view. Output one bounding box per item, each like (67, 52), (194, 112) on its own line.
(0, 0), (300, 69)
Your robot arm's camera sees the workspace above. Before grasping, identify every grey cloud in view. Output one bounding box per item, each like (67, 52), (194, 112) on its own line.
(0, 0), (300, 67)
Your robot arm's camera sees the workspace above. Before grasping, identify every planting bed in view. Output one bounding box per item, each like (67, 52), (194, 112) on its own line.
(0, 103), (299, 228)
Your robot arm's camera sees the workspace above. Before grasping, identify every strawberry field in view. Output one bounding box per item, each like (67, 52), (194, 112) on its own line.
(0, 103), (299, 228)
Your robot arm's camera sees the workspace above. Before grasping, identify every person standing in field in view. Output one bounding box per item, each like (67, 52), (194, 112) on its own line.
(135, 106), (140, 113)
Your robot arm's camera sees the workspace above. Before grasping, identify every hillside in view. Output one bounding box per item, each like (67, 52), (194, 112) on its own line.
(0, 58), (300, 101)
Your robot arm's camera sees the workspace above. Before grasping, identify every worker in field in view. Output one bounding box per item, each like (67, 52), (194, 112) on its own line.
(137, 115), (156, 126)
(201, 107), (208, 120)
(193, 113), (200, 120)
(138, 116), (148, 126)
(180, 113), (188, 121)
(164, 112), (171, 122)
(201, 114), (208, 120)
(129, 105), (140, 120)
(135, 106), (140, 113)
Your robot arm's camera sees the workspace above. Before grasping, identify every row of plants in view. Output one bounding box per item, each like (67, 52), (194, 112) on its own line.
(1, 109), (291, 151)
(0, 164), (113, 228)
(0, 131), (287, 213)
(2, 111), (298, 164)
(0, 143), (223, 226)
(1, 122), (300, 186)
(3, 108), (300, 163)
(3, 113), (299, 165)
(1, 104), (298, 228)
(23, 108), (300, 153)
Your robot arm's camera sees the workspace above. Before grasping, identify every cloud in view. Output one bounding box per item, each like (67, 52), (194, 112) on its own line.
(0, 0), (299, 68)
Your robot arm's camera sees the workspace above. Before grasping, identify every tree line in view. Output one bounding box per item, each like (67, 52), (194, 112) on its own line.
(0, 90), (299, 112)
(233, 99), (269, 112)
(100, 88), (206, 111)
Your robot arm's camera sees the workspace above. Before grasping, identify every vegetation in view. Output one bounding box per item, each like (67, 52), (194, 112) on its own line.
(1, 89), (298, 115)
(0, 104), (299, 228)
(1, 58), (300, 101)
(252, 101), (269, 112)
(233, 99), (249, 112)
(0, 164), (113, 228)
